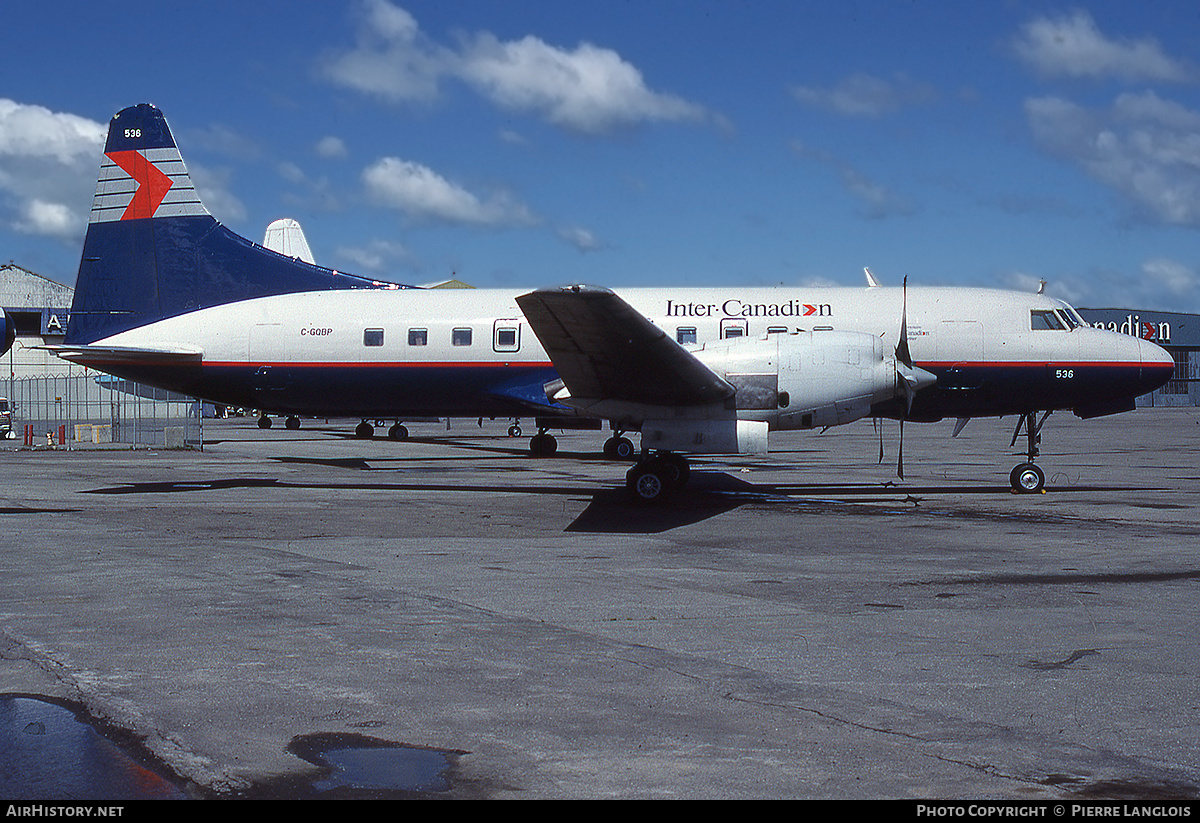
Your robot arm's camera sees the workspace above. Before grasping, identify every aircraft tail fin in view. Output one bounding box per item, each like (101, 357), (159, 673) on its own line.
(66, 103), (410, 346)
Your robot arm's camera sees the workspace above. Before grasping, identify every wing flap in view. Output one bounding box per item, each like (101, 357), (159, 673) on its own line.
(516, 286), (733, 408)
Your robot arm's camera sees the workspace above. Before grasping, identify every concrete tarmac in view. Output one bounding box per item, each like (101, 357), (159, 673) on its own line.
(1, 409), (1198, 799)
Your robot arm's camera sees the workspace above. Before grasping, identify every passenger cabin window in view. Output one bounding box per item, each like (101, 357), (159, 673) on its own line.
(723, 327), (745, 339)
(452, 327), (473, 347)
(1031, 310), (1066, 331)
(676, 327), (697, 345)
(363, 328), (384, 347)
(767, 326), (788, 335)
(408, 328), (428, 346)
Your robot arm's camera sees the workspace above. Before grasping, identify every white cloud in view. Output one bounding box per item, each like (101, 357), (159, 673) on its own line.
(1025, 92), (1200, 226)
(336, 239), (416, 273)
(316, 136), (348, 159)
(459, 34), (708, 134)
(0, 99), (105, 164)
(321, 0), (450, 102)
(363, 156), (537, 226)
(790, 141), (913, 219)
(0, 99), (105, 240)
(791, 73), (935, 118)
(322, 1), (713, 134)
(556, 225), (601, 252)
(1012, 9), (1196, 83)
(14, 200), (80, 239)
(1141, 258), (1199, 296)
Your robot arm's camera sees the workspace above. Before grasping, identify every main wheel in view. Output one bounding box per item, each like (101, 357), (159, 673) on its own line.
(603, 436), (636, 460)
(1009, 462), (1045, 493)
(258, 415), (272, 429)
(285, 416), (301, 430)
(627, 463), (670, 504)
(530, 432), (558, 456)
(355, 421), (373, 439)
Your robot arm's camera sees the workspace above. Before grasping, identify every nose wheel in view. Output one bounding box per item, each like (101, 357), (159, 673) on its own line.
(1009, 411), (1050, 493)
(1009, 462), (1045, 493)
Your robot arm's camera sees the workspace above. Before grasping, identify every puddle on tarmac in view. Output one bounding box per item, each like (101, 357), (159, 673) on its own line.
(2, 694), (461, 799)
(286, 732), (461, 798)
(0, 694), (189, 799)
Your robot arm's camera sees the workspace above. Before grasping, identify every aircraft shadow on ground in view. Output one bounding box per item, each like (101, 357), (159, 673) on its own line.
(79, 462), (1163, 536)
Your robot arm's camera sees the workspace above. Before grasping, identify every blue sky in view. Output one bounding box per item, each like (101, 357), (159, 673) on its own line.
(2, 0), (1199, 310)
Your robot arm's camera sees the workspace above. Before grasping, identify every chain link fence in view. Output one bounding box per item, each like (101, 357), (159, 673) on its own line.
(4, 373), (202, 449)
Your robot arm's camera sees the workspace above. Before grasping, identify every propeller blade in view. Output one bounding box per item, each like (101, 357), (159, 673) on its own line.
(897, 418), (905, 480)
(896, 275), (912, 368)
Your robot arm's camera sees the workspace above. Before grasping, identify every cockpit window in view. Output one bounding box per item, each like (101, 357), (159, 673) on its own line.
(1031, 310), (1066, 331)
(1055, 309), (1080, 329)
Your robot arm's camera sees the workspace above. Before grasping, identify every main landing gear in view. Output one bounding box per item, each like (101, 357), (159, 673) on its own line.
(529, 428), (558, 456)
(354, 420), (411, 440)
(625, 452), (691, 504)
(603, 433), (636, 460)
(258, 414), (305, 430)
(1008, 411), (1050, 493)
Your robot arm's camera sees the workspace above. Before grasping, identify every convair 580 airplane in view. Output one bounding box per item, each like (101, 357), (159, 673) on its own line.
(50, 104), (1174, 502)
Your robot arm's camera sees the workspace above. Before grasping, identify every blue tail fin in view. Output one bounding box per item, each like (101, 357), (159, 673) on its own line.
(66, 103), (408, 345)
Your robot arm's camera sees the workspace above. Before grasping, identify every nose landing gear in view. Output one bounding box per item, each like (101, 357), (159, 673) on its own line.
(1009, 411), (1050, 493)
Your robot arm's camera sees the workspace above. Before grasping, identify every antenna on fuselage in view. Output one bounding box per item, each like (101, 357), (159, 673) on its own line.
(864, 267), (881, 288)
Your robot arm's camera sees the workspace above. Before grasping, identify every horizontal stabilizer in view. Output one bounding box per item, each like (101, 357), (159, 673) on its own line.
(43, 343), (203, 367)
(516, 286), (733, 408)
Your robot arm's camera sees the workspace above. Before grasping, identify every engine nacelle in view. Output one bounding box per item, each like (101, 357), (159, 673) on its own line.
(642, 418), (769, 454)
(694, 330), (900, 432)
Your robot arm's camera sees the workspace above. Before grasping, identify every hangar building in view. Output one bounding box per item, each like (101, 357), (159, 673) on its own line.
(1078, 308), (1198, 407)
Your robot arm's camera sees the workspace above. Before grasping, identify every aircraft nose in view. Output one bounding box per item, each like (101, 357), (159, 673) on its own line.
(1138, 338), (1175, 394)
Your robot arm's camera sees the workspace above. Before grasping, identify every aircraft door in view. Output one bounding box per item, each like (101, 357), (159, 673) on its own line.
(250, 323), (289, 396)
(936, 320), (984, 389)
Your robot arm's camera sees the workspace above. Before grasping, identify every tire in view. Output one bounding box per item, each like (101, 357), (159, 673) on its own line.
(355, 421), (373, 439)
(604, 436), (636, 460)
(1010, 462), (1045, 493)
(388, 423), (409, 440)
(258, 416), (272, 429)
(627, 464), (669, 504)
(530, 433), (557, 456)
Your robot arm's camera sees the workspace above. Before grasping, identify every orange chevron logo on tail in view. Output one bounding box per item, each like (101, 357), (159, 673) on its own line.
(107, 150), (174, 220)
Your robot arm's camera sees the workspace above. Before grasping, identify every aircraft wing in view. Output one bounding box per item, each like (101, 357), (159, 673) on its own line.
(515, 286), (734, 407)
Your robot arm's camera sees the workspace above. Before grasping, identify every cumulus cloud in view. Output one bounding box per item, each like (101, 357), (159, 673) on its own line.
(791, 72), (935, 118)
(363, 156), (537, 226)
(0, 99), (105, 164)
(322, 0), (713, 134)
(1012, 9), (1197, 83)
(0, 99), (105, 240)
(457, 33), (708, 133)
(1025, 92), (1200, 226)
